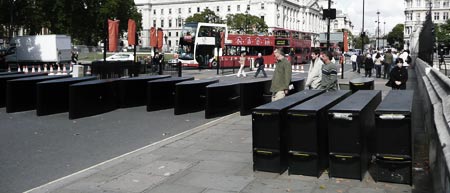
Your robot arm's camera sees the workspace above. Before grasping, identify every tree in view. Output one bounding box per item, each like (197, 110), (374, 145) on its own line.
(386, 24), (404, 50)
(185, 8), (222, 23)
(225, 13), (268, 34)
(436, 19), (450, 47)
(353, 35), (370, 50)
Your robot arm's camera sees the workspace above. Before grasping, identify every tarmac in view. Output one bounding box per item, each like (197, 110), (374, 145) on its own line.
(24, 67), (430, 193)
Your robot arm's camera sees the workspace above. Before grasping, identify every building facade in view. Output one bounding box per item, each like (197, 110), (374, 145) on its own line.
(135, 0), (329, 50)
(404, 0), (450, 50)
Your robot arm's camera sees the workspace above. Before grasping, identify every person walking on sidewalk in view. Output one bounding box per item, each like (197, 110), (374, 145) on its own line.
(254, 53), (267, 78)
(356, 53), (364, 73)
(305, 49), (323, 89)
(364, 53), (374, 77)
(389, 58), (408, 90)
(374, 53), (383, 78)
(236, 51), (247, 77)
(350, 52), (357, 72)
(319, 50), (338, 91)
(383, 49), (394, 79)
(270, 49), (292, 101)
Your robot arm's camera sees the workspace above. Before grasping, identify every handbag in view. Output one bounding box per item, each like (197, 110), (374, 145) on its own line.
(385, 79), (392, 87)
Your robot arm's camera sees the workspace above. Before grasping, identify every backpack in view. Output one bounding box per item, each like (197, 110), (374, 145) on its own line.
(406, 55), (412, 64)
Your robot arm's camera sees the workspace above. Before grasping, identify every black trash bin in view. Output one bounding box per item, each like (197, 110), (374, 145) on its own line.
(328, 90), (382, 180)
(349, 77), (374, 93)
(375, 90), (414, 185)
(252, 90), (325, 174)
(286, 90), (351, 177)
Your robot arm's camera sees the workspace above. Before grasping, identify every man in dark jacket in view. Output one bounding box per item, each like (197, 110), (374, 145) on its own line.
(254, 53), (267, 78)
(364, 53), (374, 77)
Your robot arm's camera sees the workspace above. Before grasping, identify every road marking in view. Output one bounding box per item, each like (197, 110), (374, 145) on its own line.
(24, 113), (237, 193)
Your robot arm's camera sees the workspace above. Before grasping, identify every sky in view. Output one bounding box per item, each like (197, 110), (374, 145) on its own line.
(332, 0), (405, 36)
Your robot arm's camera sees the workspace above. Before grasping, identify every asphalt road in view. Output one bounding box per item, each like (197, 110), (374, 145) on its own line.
(0, 106), (213, 193)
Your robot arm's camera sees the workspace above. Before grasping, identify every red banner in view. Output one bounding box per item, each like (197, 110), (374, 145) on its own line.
(108, 19), (120, 52)
(343, 31), (349, 52)
(220, 32), (225, 48)
(127, 19), (136, 45)
(150, 27), (157, 48)
(157, 28), (163, 51)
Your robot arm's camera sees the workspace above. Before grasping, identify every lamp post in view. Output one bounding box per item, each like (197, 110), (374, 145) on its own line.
(361, 0), (365, 54)
(376, 11), (380, 51)
(383, 21), (386, 49)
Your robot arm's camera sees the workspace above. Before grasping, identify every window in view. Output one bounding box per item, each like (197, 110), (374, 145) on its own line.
(217, 6), (220, 12)
(161, 9), (164, 14)
(416, 13), (421, 21)
(189, 8), (191, 13)
(197, 7), (200, 12)
(169, 8), (172, 14)
(247, 4), (250, 11)
(153, 20), (156, 27)
(444, 0), (450, 7)
(161, 19), (164, 27)
(237, 5), (240, 11)
(169, 40), (172, 47)
(416, 0), (421, 6)
(444, 12), (449, 20)
(178, 8), (182, 14)
(435, 0), (441, 8)
(176, 32), (179, 37)
(169, 19), (172, 27)
(176, 40), (179, 45)
(178, 19), (182, 27)
(261, 3), (265, 9)
(169, 32), (172, 36)
(228, 5), (231, 12)
(434, 12), (440, 20)
(153, 9), (156, 15)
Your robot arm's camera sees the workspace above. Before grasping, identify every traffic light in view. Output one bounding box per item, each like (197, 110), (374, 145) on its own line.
(215, 32), (221, 47)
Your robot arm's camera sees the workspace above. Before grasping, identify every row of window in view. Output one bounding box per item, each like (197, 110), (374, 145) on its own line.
(152, 3), (265, 15)
(406, 11), (450, 21)
(407, 0), (450, 8)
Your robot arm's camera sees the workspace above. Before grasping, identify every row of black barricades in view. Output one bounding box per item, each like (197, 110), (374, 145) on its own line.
(252, 89), (414, 185)
(0, 71), (305, 120)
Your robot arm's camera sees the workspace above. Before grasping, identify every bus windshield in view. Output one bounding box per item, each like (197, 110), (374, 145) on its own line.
(178, 23), (198, 60)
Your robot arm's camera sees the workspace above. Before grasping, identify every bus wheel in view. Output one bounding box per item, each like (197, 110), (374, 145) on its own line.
(210, 60), (218, 68)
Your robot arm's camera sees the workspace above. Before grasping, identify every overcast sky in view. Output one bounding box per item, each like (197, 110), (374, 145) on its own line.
(332, 0), (405, 36)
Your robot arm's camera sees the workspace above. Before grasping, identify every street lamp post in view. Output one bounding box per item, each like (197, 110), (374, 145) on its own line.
(361, 0), (365, 53)
(383, 21), (386, 49)
(376, 11), (380, 51)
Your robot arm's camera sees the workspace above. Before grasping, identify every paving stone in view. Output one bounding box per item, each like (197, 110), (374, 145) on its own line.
(143, 183), (205, 193)
(348, 187), (387, 193)
(128, 153), (162, 165)
(133, 160), (195, 176)
(100, 172), (165, 193)
(174, 172), (253, 192)
(150, 146), (203, 160)
(241, 178), (315, 193)
(235, 164), (280, 179)
(189, 160), (248, 175)
(202, 189), (238, 193)
(192, 150), (252, 163)
(164, 139), (196, 148)
(310, 183), (350, 193)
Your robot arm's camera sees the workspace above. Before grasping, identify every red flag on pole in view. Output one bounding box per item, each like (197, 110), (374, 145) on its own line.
(128, 19), (136, 45)
(343, 31), (349, 52)
(157, 28), (164, 51)
(150, 27), (157, 48)
(108, 19), (120, 52)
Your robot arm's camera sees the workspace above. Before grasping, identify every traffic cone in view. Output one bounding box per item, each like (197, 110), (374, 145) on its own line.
(300, 65), (304, 72)
(273, 64), (276, 69)
(86, 66), (91, 75)
(31, 65), (35, 73)
(7, 65), (11, 72)
(62, 64), (67, 74)
(69, 64), (73, 72)
(37, 66), (41, 72)
(57, 64), (61, 75)
(17, 65), (21, 72)
(23, 65), (28, 73)
(49, 65), (54, 75)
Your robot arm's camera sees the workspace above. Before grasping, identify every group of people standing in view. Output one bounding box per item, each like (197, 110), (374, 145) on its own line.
(304, 49), (338, 91)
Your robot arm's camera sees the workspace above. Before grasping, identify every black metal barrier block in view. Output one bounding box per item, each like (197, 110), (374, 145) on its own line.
(288, 77), (305, 95)
(252, 90), (325, 174)
(286, 90), (352, 177)
(91, 61), (140, 79)
(240, 78), (272, 116)
(375, 156), (412, 185)
(69, 79), (119, 119)
(174, 79), (219, 115)
(147, 77), (194, 111)
(118, 75), (171, 108)
(36, 76), (97, 116)
(0, 72), (23, 76)
(349, 77), (374, 93)
(205, 80), (241, 119)
(0, 73), (48, 107)
(6, 75), (71, 113)
(328, 90), (382, 180)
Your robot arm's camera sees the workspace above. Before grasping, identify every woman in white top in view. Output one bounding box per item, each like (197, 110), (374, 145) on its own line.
(305, 49), (323, 89)
(236, 52), (247, 77)
(374, 53), (383, 78)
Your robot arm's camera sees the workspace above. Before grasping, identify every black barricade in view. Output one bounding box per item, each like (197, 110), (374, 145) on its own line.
(328, 90), (382, 180)
(90, 61), (140, 79)
(349, 78), (374, 93)
(0, 72), (22, 76)
(286, 90), (351, 177)
(288, 77), (306, 95)
(6, 75), (71, 113)
(174, 79), (219, 115)
(147, 77), (194, 111)
(69, 79), (119, 119)
(205, 80), (241, 119)
(375, 90), (414, 185)
(252, 90), (325, 174)
(0, 73), (48, 107)
(118, 75), (171, 108)
(239, 78), (272, 116)
(36, 76), (97, 116)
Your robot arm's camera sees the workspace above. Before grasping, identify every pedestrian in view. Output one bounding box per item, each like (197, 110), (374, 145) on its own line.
(356, 53), (364, 73)
(270, 49), (292, 101)
(305, 49), (323, 89)
(383, 49), (394, 79)
(152, 52), (161, 73)
(364, 53), (374, 77)
(71, 51), (78, 65)
(254, 53), (267, 78)
(399, 50), (411, 69)
(388, 58), (408, 90)
(236, 51), (247, 77)
(374, 53), (383, 78)
(350, 52), (357, 72)
(289, 48), (295, 65)
(319, 50), (338, 91)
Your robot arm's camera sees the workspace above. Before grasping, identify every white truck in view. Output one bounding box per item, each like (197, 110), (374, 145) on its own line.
(5, 34), (72, 66)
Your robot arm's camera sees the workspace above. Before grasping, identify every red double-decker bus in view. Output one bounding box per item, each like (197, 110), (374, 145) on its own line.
(272, 28), (312, 64)
(219, 34), (276, 68)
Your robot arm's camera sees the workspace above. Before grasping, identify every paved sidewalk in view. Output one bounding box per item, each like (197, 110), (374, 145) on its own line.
(25, 69), (420, 193)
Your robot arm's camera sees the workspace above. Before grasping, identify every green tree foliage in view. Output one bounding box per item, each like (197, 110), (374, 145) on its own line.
(0, 0), (142, 45)
(226, 13), (268, 34)
(185, 8), (223, 23)
(436, 19), (450, 46)
(353, 34), (370, 50)
(386, 24), (404, 50)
